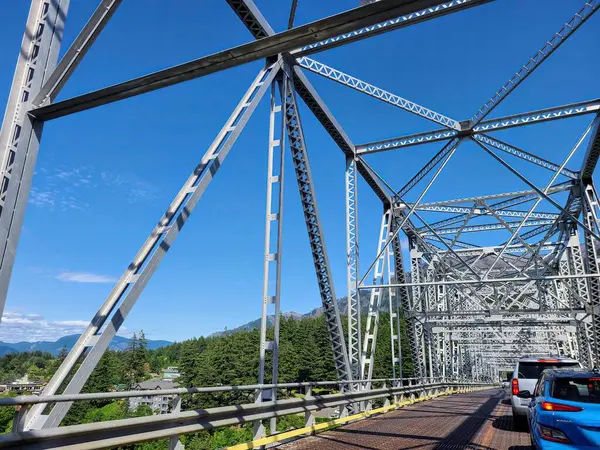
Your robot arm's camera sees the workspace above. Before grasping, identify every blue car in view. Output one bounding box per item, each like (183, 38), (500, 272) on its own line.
(516, 368), (600, 448)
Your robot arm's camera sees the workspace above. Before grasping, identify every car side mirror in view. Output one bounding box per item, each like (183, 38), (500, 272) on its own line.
(517, 390), (532, 399)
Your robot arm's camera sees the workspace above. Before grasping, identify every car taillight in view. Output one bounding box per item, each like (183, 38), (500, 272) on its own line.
(512, 378), (519, 395)
(537, 359), (559, 363)
(541, 402), (583, 412)
(538, 424), (571, 444)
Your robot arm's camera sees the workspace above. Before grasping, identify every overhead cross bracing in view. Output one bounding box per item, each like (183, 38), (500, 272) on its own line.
(0, 0), (599, 445)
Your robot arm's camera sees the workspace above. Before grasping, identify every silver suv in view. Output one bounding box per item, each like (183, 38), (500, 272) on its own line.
(511, 356), (580, 426)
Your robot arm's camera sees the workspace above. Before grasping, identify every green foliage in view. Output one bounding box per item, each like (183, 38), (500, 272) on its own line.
(0, 314), (416, 449)
(124, 331), (149, 386)
(0, 351), (55, 383)
(0, 392), (17, 433)
(210, 425), (253, 449)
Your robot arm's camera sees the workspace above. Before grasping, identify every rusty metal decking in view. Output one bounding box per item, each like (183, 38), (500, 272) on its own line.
(281, 389), (532, 450)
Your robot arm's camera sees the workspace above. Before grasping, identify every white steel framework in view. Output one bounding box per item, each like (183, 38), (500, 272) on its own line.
(0, 0), (598, 443)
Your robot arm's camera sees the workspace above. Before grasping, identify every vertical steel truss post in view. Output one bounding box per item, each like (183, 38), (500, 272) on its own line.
(255, 75), (286, 439)
(391, 219), (408, 381)
(361, 209), (391, 384)
(409, 243), (427, 379)
(387, 231), (403, 381)
(581, 181), (600, 366)
(567, 232), (593, 368)
(0, 0), (69, 318)
(345, 155), (361, 381)
(282, 73), (352, 383)
(25, 62), (282, 430)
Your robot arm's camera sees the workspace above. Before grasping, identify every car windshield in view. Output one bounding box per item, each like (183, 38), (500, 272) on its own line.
(552, 378), (600, 404)
(518, 361), (579, 379)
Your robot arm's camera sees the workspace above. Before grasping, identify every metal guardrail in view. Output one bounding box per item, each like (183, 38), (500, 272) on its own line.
(0, 379), (496, 449)
(0, 376), (434, 407)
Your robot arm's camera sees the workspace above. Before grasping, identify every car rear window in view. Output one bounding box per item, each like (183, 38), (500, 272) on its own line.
(517, 362), (579, 379)
(552, 378), (600, 404)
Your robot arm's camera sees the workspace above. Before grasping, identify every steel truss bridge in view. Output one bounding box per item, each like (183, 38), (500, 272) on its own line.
(0, 0), (599, 448)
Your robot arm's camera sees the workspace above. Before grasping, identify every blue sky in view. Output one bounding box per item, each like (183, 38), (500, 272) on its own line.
(0, 0), (598, 342)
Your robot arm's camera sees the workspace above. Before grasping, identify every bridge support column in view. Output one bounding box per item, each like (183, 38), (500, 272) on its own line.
(410, 243), (427, 380)
(0, 0), (70, 319)
(361, 209), (391, 385)
(581, 181), (600, 367)
(346, 154), (361, 382)
(567, 232), (594, 367)
(283, 71), (352, 383)
(255, 75), (286, 439)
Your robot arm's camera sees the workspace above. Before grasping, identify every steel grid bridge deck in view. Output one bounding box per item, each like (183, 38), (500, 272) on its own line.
(281, 389), (530, 450)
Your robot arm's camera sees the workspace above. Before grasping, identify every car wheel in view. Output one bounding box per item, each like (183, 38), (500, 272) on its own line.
(530, 433), (537, 450)
(512, 413), (527, 431)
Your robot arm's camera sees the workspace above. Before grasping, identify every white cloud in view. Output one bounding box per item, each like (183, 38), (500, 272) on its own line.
(29, 187), (88, 211)
(29, 165), (158, 212)
(0, 311), (89, 342)
(0, 311), (129, 343)
(56, 272), (117, 284)
(100, 171), (158, 204)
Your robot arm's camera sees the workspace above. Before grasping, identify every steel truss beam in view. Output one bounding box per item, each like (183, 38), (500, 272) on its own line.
(357, 99), (600, 155)
(469, 0), (600, 125)
(413, 205), (559, 221)
(255, 76), (286, 438)
(297, 57), (460, 130)
(30, 0), (474, 121)
(410, 183), (572, 210)
(0, 0), (69, 320)
(361, 210), (392, 383)
(25, 62), (282, 430)
(420, 219), (555, 236)
(473, 134), (578, 179)
(346, 156), (361, 380)
(1, 0), (597, 419)
(296, 0), (492, 56)
(283, 74), (352, 382)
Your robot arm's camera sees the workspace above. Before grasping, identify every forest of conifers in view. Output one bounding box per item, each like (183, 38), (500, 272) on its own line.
(0, 314), (415, 449)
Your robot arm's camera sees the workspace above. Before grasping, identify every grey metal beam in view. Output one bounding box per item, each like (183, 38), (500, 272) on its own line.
(396, 139), (460, 198)
(25, 62), (281, 430)
(357, 98), (600, 155)
(474, 98), (600, 133)
(30, 0), (458, 120)
(0, 0), (69, 321)
(32, 0), (123, 107)
(291, 67), (392, 206)
(409, 183), (572, 208)
(470, 1), (600, 125)
(420, 220), (555, 236)
(357, 129), (457, 154)
(298, 57), (460, 130)
(580, 115), (600, 182)
(474, 134), (578, 179)
(360, 272), (600, 288)
(294, 0), (493, 57)
(283, 73), (352, 382)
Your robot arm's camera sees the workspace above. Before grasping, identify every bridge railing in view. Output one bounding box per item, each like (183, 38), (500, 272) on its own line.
(0, 378), (496, 449)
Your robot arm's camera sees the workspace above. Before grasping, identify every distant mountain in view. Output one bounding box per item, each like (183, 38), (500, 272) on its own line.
(0, 334), (172, 356)
(210, 292), (377, 337)
(211, 312), (305, 337)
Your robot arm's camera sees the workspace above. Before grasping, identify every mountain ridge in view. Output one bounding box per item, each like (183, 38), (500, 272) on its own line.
(0, 334), (172, 356)
(210, 292), (376, 336)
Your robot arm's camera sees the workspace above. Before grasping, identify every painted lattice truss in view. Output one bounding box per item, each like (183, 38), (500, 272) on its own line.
(2, 0), (600, 437)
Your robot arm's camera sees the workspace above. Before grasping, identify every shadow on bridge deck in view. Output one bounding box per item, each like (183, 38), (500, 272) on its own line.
(280, 389), (532, 450)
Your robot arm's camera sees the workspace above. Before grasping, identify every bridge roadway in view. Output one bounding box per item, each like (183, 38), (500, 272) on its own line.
(282, 389), (531, 450)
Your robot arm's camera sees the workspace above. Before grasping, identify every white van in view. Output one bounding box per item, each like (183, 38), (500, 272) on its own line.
(511, 356), (581, 426)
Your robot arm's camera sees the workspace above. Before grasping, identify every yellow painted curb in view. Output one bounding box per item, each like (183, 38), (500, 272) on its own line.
(224, 386), (494, 449)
